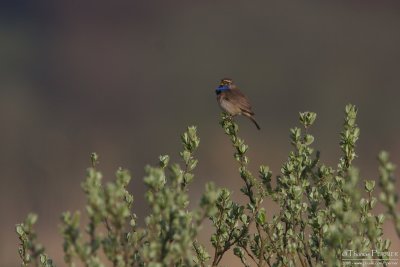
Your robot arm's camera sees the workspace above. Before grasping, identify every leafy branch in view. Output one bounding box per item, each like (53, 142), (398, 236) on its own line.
(16, 105), (399, 267)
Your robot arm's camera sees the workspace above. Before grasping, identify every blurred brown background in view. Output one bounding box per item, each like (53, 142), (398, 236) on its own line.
(1, 1), (400, 266)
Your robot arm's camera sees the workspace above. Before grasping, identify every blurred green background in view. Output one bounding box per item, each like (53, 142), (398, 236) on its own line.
(1, 1), (399, 266)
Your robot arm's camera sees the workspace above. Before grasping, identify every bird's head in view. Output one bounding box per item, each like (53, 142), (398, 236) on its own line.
(220, 78), (233, 86)
(216, 78), (234, 93)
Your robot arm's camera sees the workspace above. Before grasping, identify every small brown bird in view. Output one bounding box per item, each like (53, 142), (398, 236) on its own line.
(215, 78), (261, 130)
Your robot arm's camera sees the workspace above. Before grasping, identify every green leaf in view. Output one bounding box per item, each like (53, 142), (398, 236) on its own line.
(27, 213), (38, 225)
(256, 208), (267, 225)
(16, 225), (24, 236)
(159, 155), (170, 168)
(365, 180), (376, 193)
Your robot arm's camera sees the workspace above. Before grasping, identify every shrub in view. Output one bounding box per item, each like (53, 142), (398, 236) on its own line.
(16, 104), (399, 267)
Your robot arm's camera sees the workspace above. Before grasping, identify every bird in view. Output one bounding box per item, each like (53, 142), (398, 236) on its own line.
(215, 78), (261, 130)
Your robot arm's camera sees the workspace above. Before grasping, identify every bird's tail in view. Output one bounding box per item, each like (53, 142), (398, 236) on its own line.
(248, 115), (261, 130)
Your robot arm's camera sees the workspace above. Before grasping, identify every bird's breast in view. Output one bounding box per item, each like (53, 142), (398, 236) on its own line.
(217, 93), (241, 115)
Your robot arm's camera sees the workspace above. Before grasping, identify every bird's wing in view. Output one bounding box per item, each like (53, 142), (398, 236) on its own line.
(224, 89), (254, 115)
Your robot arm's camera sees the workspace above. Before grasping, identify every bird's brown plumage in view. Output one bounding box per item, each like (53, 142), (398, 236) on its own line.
(216, 80), (261, 130)
(220, 89), (254, 115)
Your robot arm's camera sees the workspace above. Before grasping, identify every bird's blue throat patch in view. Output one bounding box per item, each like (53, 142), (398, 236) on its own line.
(215, 85), (229, 95)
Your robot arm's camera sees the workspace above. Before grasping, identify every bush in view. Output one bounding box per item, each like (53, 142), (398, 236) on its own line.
(16, 104), (399, 267)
